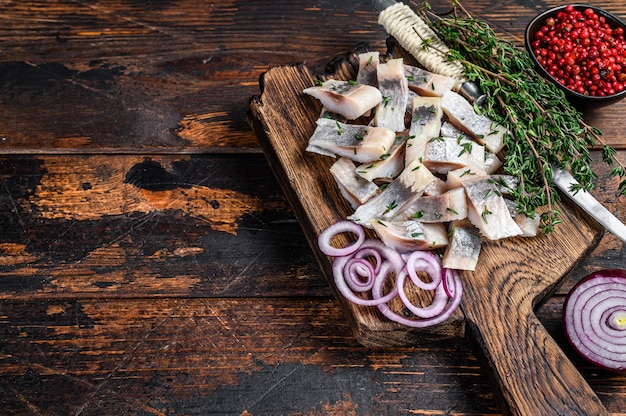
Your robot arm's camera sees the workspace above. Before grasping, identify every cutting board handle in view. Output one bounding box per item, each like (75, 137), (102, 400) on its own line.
(466, 302), (608, 415)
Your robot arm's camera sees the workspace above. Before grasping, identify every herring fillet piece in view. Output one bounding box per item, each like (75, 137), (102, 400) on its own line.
(504, 199), (541, 237)
(348, 159), (436, 228)
(423, 135), (485, 174)
(395, 187), (467, 223)
(404, 64), (456, 97)
(442, 220), (482, 271)
(373, 58), (408, 132)
(306, 118), (396, 163)
(356, 51), (380, 86)
(330, 157), (380, 209)
(462, 176), (523, 240)
(356, 135), (407, 182)
(371, 219), (448, 252)
(441, 90), (506, 154)
(303, 79), (382, 120)
(405, 96), (442, 165)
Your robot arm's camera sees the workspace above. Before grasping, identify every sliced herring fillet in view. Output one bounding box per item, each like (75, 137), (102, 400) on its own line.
(356, 52), (380, 86)
(442, 220), (482, 271)
(441, 90), (506, 154)
(424, 176), (448, 196)
(404, 64), (456, 97)
(304, 79), (382, 120)
(356, 135), (406, 182)
(348, 159), (436, 228)
(423, 135), (485, 174)
(440, 121), (463, 138)
(405, 96), (442, 165)
(446, 165), (488, 189)
(306, 118), (396, 163)
(330, 157), (380, 209)
(462, 177), (523, 240)
(504, 199), (541, 237)
(395, 187), (467, 223)
(484, 151), (503, 174)
(371, 220), (448, 253)
(373, 58), (409, 132)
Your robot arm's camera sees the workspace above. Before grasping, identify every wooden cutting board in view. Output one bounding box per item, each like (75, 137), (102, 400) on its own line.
(248, 50), (608, 415)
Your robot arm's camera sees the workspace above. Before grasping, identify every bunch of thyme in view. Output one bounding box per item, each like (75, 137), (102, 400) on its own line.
(413, 1), (626, 232)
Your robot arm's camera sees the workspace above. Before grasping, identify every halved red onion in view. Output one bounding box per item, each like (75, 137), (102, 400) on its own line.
(563, 269), (626, 373)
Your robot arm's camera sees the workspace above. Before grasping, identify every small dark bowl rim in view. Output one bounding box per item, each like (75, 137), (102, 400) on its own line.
(525, 4), (626, 104)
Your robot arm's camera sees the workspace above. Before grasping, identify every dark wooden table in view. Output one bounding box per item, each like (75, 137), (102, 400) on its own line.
(1, 1), (625, 415)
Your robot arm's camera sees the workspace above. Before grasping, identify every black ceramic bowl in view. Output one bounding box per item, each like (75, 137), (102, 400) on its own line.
(525, 4), (626, 106)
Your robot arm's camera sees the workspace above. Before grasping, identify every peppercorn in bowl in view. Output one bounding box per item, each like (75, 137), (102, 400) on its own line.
(525, 4), (626, 105)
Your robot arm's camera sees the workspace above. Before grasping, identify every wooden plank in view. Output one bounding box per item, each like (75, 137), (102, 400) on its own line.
(0, 154), (327, 298)
(0, 0), (387, 153)
(0, 297), (624, 415)
(0, 297), (498, 415)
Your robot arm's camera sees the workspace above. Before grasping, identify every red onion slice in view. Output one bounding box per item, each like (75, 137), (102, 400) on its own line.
(564, 269), (626, 373)
(318, 220), (365, 257)
(343, 257), (375, 292)
(405, 251), (442, 291)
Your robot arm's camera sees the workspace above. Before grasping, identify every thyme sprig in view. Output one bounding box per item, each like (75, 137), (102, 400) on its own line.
(413, 1), (626, 232)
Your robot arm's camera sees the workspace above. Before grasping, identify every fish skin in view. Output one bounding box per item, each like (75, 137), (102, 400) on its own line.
(304, 79), (382, 120)
(330, 157), (380, 209)
(484, 151), (503, 174)
(462, 176), (523, 240)
(404, 65), (455, 97)
(441, 90), (506, 154)
(442, 220), (482, 271)
(371, 219), (448, 253)
(373, 58), (409, 132)
(348, 158), (435, 228)
(306, 118), (396, 163)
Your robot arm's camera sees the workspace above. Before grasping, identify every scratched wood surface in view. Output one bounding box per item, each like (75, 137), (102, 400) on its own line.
(0, 1), (625, 415)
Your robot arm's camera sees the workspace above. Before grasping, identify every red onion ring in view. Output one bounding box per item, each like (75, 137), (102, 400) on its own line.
(343, 257), (375, 292)
(318, 220), (365, 257)
(396, 268), (448, 318)
(319, 221), (463, 328)
(405, 251), (442, 291)
(563, 269), (626, 373)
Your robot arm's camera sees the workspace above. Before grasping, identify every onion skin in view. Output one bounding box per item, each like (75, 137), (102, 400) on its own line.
(563, 269), (626, 374)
